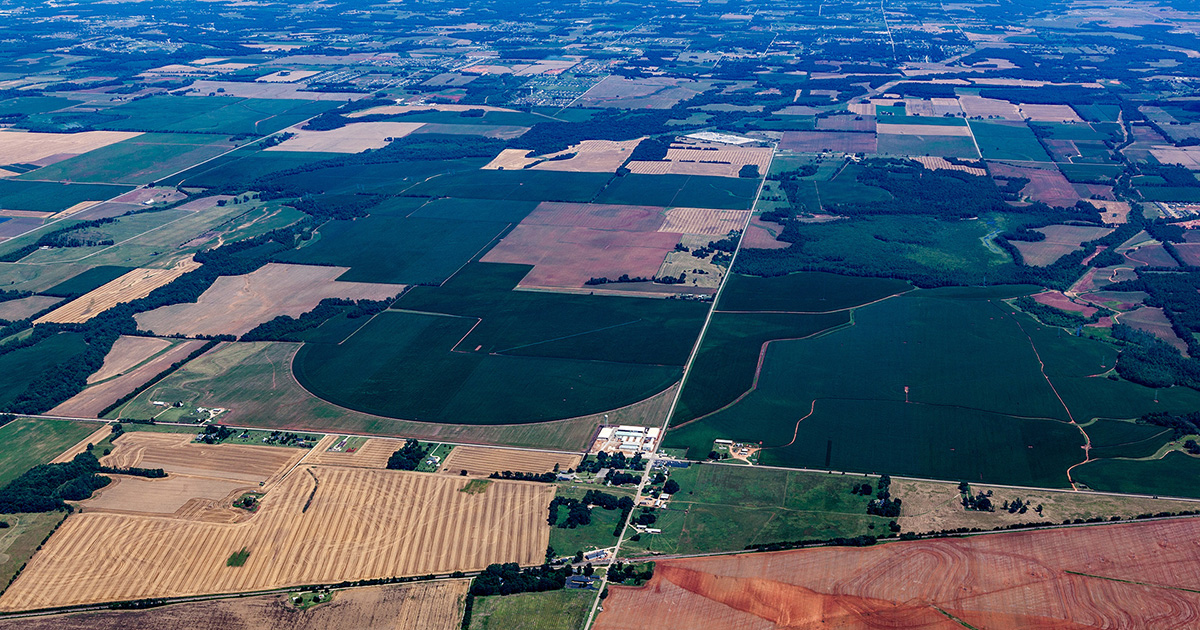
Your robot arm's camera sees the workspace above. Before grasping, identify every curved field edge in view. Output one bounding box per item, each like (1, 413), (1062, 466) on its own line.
(110, 341), (678, 450)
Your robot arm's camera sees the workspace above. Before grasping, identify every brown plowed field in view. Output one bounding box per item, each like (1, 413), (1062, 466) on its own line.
(778, 131), (876, 153)
(594, 519), (1200, 630)
(100, 432), (305, 487)
(530, 139), (642, 173)
(816, 115), (876, 132)
(52, 338), (208, 418)
(0, 468), (548, 611)
(1123, 306), (1189, 353)
(1127, 243), (1179, 267)
(1031, 291), (1097, 317)
(0, 295), (61, 321)
(87, 336), (176, 384)
(309, 435), (400, 469)
(742, 217), (791, 250)
(989, 162), (1080, 208)
(134, 263), (401, 338)
(482, 202), (680, 290)
(0, 579), (469, 630)
(439, 446), (581, 477)
(37, 259), (201, 324)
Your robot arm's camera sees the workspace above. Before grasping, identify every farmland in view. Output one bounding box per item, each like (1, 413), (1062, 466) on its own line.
(0, 417), (98, 487)
(594, 518), (1200, 630)
(0, 580), (469, 630)
(439, 447), (581, 477)
(468, 589), (594, 630)
(0, 467), (550, 610)
(37, 260), (200, 324)
(51, 337), (208, 417)
(22, 133), (236, 185)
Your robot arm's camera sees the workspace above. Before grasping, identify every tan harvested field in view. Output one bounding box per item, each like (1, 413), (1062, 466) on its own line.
(38, 259), (201, 324)
(910, 156), (987, 176)
(0, 468), (549, 611)
(958, 94), (1022, 119)
(594, 518), (1200, 630)
(742, 217), (790, 250)
(0, 130), (140, 165)
(893, 477), (1190, 534)
(0, 209), (53, 219)
(1091, 199), (1132, 224)
(88, 335), (175, 384)
(52, 338), (209, 418)
(134, 263), (400, 338)
(529, 139), (642, 173)
(876, 123), (973, 136)
(0, 295), (60, 321)
(1019, 103), (1084, 122)
(309, 435), (399, 469)
(267, 122), (425, 153)
(658, 207), (749, 236)
(1149, 147), (1200, 169)
(439, 446), (581, 477)
(51, 200), (104, 220)
(627, 143), (773, 178)
(186, 81), (355, 101)
(0, 579), (469, 630)
(656, 234), (729, 290)
(84, 474), (252, 516)
(101, 432), (305, 486)
(482, 148), (540, 170)
(49, 426), (112, 464)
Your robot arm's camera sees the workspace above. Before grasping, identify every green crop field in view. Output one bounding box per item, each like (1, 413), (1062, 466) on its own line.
(162, 148), (344, 189)
(1072, 104), (1121, 123)
(99, 95), (337, 135)
(404, 169), (611, 202)
(268, 158), (493, 196)
(0, 417), (98, 487)
(1030, 122), (1107, 141)
(667, 289), (1200, 489)
(294, 306), (686, 424)
(40, 265), (132, 298)
(734, 213), (1032, 286)
(1081, 419), (1173, 460)
(1073, 452), (1200, 499)
(19, 133), (234, 185)
(0, 180), (132, 213)
(0, 333), (89, 411)
(622, 463), (893, 555)
(718, 272), (911, 312)
(0, 96), (76, 117)
(273, 216), (506, 285)
(876, 134), (980, 158)
(410, 197), (540, 223)
(469, 589), (595, 630)
(1058, 162), (1122, 183)
(595, 174), (761, 210)
(0, 511), (68, 597)
(968, 121), (1053, 162)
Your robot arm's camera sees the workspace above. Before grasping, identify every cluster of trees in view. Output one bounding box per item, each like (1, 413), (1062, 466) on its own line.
(1139, 410), (1200, 438)
(577, 451), (646, 473)
(0, 289), (31, 304)
(606, 562), (654, 586)
(0, 451), (111, 513)
(828, 160), (1017, 219)
(1013, 296), (1109, 329)
(196, 424), (232, 444)
(849, 482), (873, 496)
(746, 534), (882, 552)
(386, 439), (427, 471)
(301, 98), (395, 131)
(865, 474), (901, 518)
(241, 297), (394, 342)
(489, 470), (557, 483)
(1111, 323), (1200, 390)
(0, 216), (119, 263)
(959, 482), (994, 511)
(1109, 268), (1200, 358)
(547, 496), (592, 529)
(628, 137), (671, 161)
(469, 562), (574, 596)
(585, 274), (649, 286)
(631, 507), (657, 526)
(604, 469), (640, 486)
(510, 110), (674, 156)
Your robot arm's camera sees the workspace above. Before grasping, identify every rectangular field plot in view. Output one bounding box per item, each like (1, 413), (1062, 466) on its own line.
(0, 468), (550, 611)
(98, 96), (338, 136)
(0, 332), (90, 411)
(308, 435), (400, 469)
(0, 418), (99, 488)
(0, 579), (469, 630)
(50, 337), (210, 418)
(20, 133), (236, 185)
(163, 149), (344, 189)
(876, 133), (980, 158)
(778, 130), (876, 153)
(594, 174), (760, 210)
(273, 216), (506, 285)
(0, 180), (132, 213)
(403, 170), (613, 203)
(134, 263), (401, 338)
(439, 446), (581, 477)
(595, 519), (1200, 630)
(265, 122), (425, 153)
(38, 260), (200, 324)
(0, 130), (141, 166)
(969, 121), (1053, 162)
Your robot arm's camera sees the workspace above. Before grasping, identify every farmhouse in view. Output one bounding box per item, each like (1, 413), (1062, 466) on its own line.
(592, 425), (661, 454)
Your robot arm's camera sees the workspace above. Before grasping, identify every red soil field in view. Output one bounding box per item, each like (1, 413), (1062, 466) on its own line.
(1122, 306), (1189, 353)
(1080, 290), (1148, 311)
(1032, 291), (1097, 317)
(1126, 243), (1178, 267)
(742, 217), (791, 250)
(989, 162), (1080, 207)
(524, 202), (666, 232)
(595, 518), (1200, 630)
(1173, 242), (1200, 265)
(483, 224), (680, 289)
(779, 131), (876, 153)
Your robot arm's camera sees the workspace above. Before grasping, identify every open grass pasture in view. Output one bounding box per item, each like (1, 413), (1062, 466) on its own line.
(98, 95), (337, 136)
(19, 133), (235, 185)
(0, 180), (131, 214)
(969, 121), (1053, 162)
(0, 417), (99, 487)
